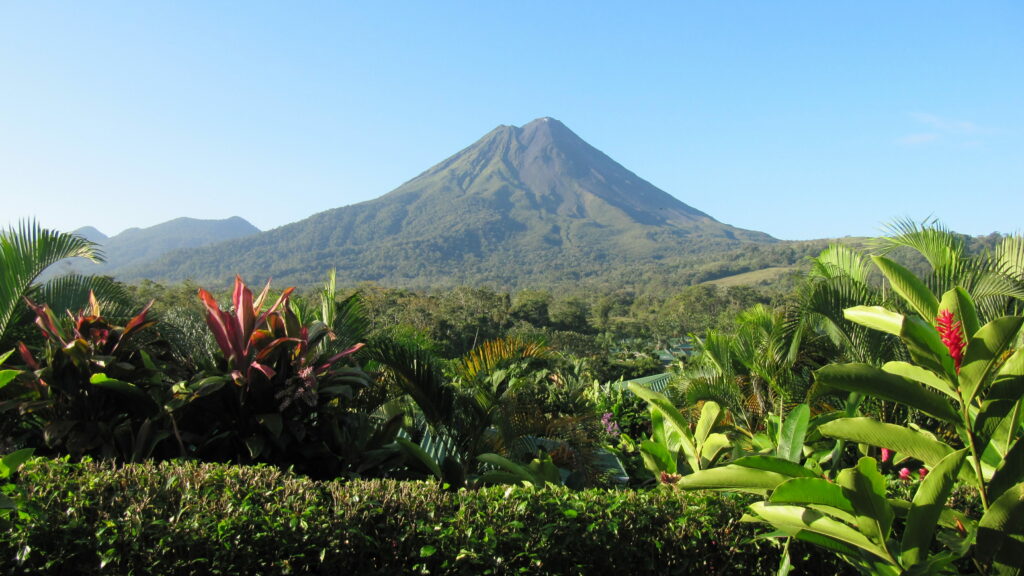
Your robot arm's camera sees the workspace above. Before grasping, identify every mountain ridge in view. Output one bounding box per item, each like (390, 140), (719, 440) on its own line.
(45, 216), (260, 279)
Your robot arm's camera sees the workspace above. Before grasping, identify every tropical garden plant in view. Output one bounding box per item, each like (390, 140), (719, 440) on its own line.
(169, 275), (382, 478)
(3, 294), (168, 460)
(661, 228), (1024, 575)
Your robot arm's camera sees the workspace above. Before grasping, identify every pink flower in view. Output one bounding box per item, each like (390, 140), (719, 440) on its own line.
(881, 448), (892, 463)
(919, 467), (928, 480)
(898, 467), (912, 481)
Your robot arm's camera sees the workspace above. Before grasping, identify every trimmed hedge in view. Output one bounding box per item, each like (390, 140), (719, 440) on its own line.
(2, 459), (849, 575)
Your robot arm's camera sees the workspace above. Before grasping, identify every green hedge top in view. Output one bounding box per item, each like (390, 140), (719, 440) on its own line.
(2, 459), (847, 575)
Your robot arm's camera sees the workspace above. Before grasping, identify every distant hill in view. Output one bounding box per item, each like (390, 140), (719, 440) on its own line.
(72, 226), (108, 244)
(45, 217), (260, 278)
(119, 118), (781, 290)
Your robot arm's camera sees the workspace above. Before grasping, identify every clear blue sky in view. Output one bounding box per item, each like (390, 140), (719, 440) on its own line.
(2, 2), (1021, 240)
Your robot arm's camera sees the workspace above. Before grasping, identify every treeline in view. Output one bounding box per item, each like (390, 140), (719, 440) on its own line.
(126, 280), (770, 356)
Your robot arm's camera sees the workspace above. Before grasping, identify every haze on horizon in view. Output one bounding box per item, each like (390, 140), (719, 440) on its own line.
(2, 2), (1022, 241)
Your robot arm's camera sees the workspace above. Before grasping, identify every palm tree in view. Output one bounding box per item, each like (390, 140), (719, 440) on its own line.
(679, 304), (806, 431)
(0, 220), (129, 349)
(795, 242), (903, 366)
(373, 335), (584, 475)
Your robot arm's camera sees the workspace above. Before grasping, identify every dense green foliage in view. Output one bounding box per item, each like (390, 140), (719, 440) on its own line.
(1, 458), (852, 575)
(3, 218), (1024, 574)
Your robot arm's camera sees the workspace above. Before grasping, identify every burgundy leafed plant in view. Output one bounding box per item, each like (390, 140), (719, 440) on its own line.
(935, 309), (966, 373)
(197, 276), (296, 385)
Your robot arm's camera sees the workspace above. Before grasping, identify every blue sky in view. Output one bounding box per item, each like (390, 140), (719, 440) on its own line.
(2, 2), (1021, 240)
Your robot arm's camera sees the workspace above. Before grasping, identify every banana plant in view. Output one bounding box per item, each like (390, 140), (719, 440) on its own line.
(627, 383), (732, 478)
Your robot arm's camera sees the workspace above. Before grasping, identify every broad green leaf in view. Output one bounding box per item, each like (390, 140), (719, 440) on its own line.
(777, 404), (810, 463)
(975, 393), (1022, 456)
(0, 448), (34, 479)
(938, 287), (980, 346)
(837, 457), (893, 547)
(900, 449), (968, 567)
(995, 348), (1024, 382)
(959, 316), (1024, 406)
(732, 455), (820, 478)
(882, 361), (956, 399)
(815, 364), (959, 424)
(650, 405), (666, 446)
(0, 369), (19, 390)
(988, 440), (1024, 503)
(675, 463), (793, 493)
(89, 373), (159, 415)
(629, 383), (698, 470)
(819, 418), (954, 468)
(844, 306), (904, 336)
(700, 433), (731, 468)
(190, 376), (229, 398)
(526, 456), (562, 485)
(976, 482), (1024, 563)
(872, 255), (939, 321)
(479, 453), (532, 477)
(394, 438), (442, 480)
(770, 477), (855, 515)
(694, 401), (722, 447)
(900, 316), (957, 378)
(749, 502), (896, 564)
(788, 530), (864, 563)
(130, 418), (168, 463)
(640, 440), (676, 474)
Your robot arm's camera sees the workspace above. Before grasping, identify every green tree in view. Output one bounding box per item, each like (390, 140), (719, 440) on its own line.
(511, 289), (551, 327)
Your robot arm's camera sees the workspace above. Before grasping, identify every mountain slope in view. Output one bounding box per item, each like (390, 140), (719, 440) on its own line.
(46, 217), (260, 278)
(120, 118), (775, 289)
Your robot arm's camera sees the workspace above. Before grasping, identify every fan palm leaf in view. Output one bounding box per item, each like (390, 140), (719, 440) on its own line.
(873, 219), (1024, 322)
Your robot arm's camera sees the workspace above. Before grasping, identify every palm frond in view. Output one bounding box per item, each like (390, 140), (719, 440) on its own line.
(370, 338), (455, 428)
(0, 220), (103, 344)
(329, 292), (370, 354)
(809, 243), (873, 284)
(33, 274), (132, 318)
(996, 235), (1024, 284)
(454, 336), (552, 382)
(873, 217), (963, 272)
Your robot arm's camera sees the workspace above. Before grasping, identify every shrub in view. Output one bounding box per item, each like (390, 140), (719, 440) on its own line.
(1, 459), (851, 575)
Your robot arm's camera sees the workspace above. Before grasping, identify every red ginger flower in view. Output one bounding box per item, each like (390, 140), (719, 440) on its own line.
(936, 309), (966, 373)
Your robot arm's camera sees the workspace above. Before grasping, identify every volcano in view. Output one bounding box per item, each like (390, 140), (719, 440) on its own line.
(120, 118), (774, 288)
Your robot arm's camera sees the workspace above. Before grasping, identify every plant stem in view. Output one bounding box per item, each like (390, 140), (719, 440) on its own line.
(958, 402), (990, 512)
